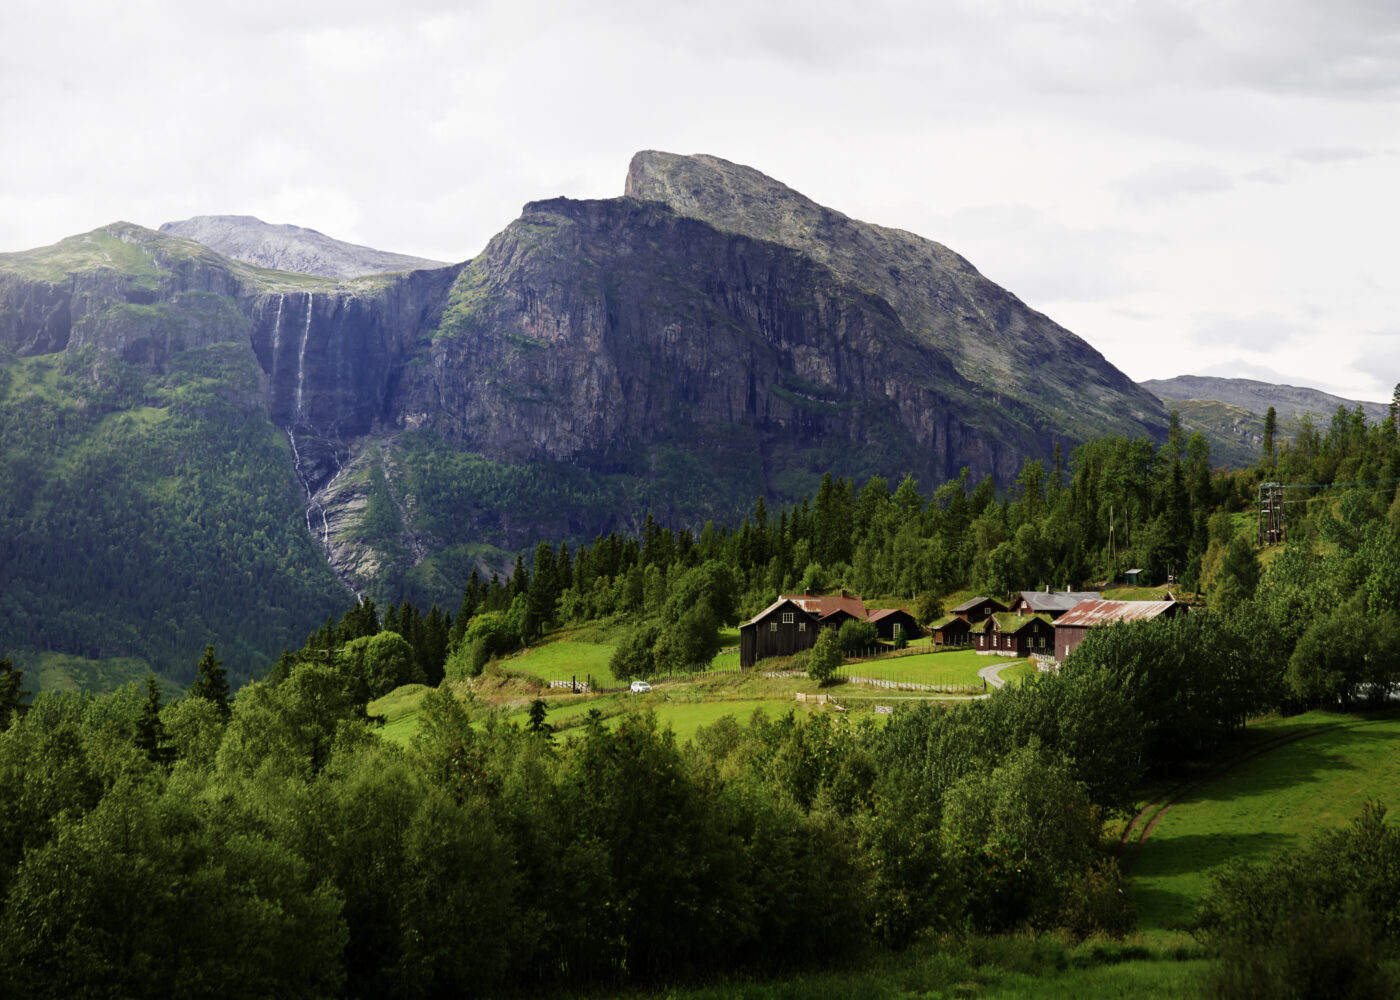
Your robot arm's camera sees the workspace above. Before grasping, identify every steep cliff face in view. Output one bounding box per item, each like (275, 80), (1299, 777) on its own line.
(400, 196), (1028, 489)
(0, 224), (249, 367)
(625, 151), (1167, 444)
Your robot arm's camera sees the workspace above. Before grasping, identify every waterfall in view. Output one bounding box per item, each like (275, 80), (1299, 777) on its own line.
(271, 293), (285, 377)
(286, 428), (314, 537)
(296, 291), (313, 423)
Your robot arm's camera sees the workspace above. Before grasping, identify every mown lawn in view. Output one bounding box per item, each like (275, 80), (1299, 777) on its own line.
(503, 640), (619, 685)
(1129, 712), (1400, 932)
(840, 648), (1013, 688)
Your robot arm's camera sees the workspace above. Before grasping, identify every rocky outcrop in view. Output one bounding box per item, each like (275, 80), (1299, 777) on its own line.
(160, 216), (448, 279)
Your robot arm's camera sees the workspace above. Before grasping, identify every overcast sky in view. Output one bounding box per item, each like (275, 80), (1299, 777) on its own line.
(2, 0), (1396, 401)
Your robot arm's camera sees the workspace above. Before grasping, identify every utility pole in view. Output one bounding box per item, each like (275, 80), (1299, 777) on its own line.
(1257, 482), (1285, 546)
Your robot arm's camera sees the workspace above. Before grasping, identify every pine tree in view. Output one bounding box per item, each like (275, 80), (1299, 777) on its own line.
(1263, 406), (1278, 462)
(135, 673), (173, 766)
(188, 645), (231, 717)
(0, 656), (29, 731)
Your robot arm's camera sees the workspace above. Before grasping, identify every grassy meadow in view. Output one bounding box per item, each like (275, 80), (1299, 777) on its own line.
(1128, 711), (1400, 932)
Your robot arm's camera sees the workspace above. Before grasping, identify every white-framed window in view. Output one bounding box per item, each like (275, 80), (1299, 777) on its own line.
(798, 622), (807, 632)
(893, 623), (902, 636)
(983, 605), (990, 615)
(782, 612), (794, 624)
(769, 622), (778, 632)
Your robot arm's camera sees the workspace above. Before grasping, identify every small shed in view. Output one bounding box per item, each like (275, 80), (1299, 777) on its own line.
(739, 598), (821, 668)
(1124, 568), (1146, 586)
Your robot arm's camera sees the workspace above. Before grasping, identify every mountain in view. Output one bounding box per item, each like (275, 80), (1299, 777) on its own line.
(159, 215), (447, 279)
(0, 153), (1169, 688)
(1142, 376), (1389, 467)
(1143, 376), (1387, 425)
(625, 152), (1165, 447)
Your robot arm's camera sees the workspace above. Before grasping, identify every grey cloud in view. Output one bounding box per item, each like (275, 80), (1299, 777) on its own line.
(1116, 163), (1234, 205)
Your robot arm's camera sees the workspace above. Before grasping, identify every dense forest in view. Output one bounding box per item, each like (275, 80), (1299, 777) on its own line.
(3, 398), (1400, 997)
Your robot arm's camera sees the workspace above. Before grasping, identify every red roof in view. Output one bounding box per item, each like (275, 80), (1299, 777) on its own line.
(781, 591), (869, 621)
(867, 608), (914, 622)
(1054, 599), (1184, 628)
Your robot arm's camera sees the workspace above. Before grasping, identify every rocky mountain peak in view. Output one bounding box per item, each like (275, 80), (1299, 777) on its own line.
(159, 215), (449, 280)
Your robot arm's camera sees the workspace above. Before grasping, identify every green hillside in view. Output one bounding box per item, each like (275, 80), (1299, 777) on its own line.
(0, 344), (346, 687)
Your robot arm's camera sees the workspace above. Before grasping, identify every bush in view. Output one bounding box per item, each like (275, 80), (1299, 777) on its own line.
(838, 618), (879, 656)
(808, 628), (842, 685)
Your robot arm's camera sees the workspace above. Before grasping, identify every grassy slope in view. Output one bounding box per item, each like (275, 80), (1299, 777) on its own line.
(1130, 712), (1400, 932)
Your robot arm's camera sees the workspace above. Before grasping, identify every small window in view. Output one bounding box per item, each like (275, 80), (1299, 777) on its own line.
(983, 605), (990, 615)
(782, 612), (794, 624)
(893, 622), (902, 636)
(798, 622), (806, 632)
(769, 622), (778, 632)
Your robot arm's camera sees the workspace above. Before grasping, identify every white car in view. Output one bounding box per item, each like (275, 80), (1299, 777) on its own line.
(630, 680), (652, 694)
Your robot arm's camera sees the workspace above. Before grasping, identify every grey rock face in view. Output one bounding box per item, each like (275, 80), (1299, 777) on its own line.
(159, 215), (449, 279)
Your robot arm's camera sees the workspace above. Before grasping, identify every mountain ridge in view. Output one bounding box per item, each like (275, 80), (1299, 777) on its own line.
(159, 215), (448, 280)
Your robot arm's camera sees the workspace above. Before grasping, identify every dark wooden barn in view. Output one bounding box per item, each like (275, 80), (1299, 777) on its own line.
(740, 598), (821, 668)
(868, 607), (923, 642)
(931, 614), (973, 647)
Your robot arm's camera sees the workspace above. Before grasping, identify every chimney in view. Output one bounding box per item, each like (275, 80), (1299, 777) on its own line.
(841, 589), (848, 598)
(1044, 584), (1049, 593)
(804, 589), (812, 597)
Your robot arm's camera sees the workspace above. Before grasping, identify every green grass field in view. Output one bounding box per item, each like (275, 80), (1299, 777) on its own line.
(504, 640), (619, 684)
(1129, 712), (1400, 932)
(996, 659), (1043, 686)
(368, 684), (432, 745)
(840, 648), (1013, 688)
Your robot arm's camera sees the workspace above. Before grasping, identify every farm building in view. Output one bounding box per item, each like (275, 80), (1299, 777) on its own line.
(868, 607), (923, 642)
(739, 598), (821, 668)
(1008, 589), (1103, 619)
(782, 590), (869, 628)
(1053, 599), (1188, 662)
(930, 614), (973, 647)
(948, 596), (1008, 624)
(971, 613), (1056, 657)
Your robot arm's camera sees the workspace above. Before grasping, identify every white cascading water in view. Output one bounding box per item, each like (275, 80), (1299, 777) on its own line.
(296, 291), (313, 423)
(271, 293), (284, 378)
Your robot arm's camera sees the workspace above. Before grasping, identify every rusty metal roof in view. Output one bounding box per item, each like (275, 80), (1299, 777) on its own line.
(1053, 599), (1184, 628)
(781, 591), (869, 620)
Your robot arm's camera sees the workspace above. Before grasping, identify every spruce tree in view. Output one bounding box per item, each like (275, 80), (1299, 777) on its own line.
(189, 644), (231, 717)
(0, 656), (29, 731)
(135, 673), (172, 766)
